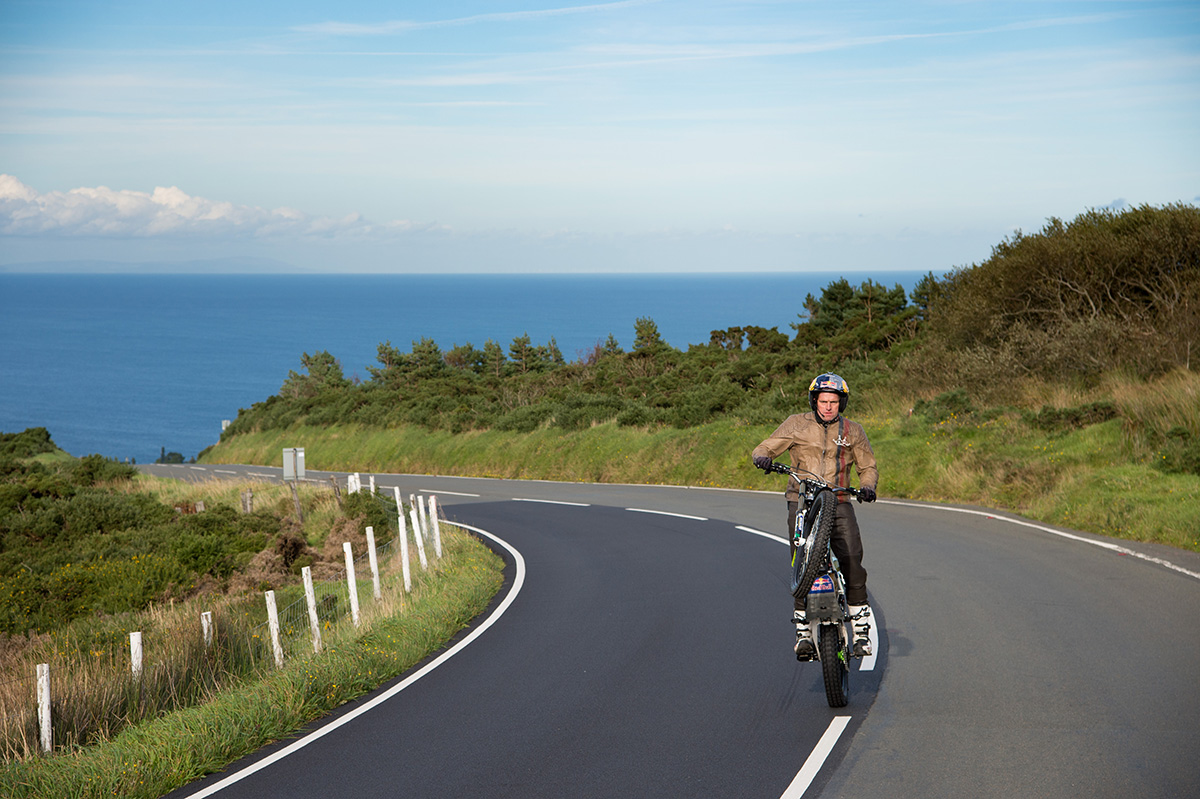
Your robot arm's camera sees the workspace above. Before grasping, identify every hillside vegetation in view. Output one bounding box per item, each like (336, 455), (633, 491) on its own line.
(205, 204), (1200, 550)
(1, 429), (503, 795)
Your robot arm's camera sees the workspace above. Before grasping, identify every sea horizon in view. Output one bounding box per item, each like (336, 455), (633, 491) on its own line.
(1, 270), (938, 463)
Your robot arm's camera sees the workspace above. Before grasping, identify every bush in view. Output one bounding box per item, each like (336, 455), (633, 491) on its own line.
(0, 427), (57, 458)
(340, 491), (395, 536)
(913, 389), (975, 422)
(1024, 401), (1119, 432)
(1155, 426), (1200, 476)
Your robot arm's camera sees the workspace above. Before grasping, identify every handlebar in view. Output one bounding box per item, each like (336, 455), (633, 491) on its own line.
(758, 460), (865, 500)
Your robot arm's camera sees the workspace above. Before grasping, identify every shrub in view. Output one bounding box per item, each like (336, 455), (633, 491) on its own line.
(1024, 401), (1119, 432)
(913, 389), (975, 422)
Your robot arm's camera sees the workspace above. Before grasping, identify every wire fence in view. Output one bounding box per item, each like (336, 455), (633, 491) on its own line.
(0, 487), (448, 761)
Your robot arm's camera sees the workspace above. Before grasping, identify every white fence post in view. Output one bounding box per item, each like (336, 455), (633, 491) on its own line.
(410, 506), (428, 570)
(344, 542), (361, 627)
(416, 494), (429, 543)
(201, 611), (213, 648)
(429, 495), (443, 559)
(369, 475), (376, 494)
(37, 663), (51, 753)
(265, 590), (284, 668)
(302, 566), (322, 654)
(130, 631), (143, 680)
(394, 488), (411, 592)
(366, 526), (382, 601)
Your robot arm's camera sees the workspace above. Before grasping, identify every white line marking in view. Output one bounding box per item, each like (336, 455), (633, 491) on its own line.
(189, 466), (206, 470)
(736, 524), (787, 545)
(423, 489), (480, 497)
(780, 716), (851, 799)
(512, 498), (590, 506)
(733, 525), (877, 672)
(247, 473), (275, 479)
(178, 522), (525, 798)
(883, 500), (1200, 582)
(626, 507), (708, 521)
(215, 470), (237, 475)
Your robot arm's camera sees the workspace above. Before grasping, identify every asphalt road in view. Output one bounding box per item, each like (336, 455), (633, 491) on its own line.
(146, 463), (1200, 798)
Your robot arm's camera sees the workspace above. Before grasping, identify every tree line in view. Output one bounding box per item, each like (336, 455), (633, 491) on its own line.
(219, 203), (1198, 442)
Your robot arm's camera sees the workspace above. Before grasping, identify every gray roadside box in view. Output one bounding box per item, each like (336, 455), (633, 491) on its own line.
(283, 447), (305, 481)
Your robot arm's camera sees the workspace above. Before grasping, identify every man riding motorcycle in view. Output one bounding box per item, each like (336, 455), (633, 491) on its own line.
(752, 373), (878, 659)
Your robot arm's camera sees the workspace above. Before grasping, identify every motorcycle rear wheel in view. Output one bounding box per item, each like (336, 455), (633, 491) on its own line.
(819, 623), (849, 707)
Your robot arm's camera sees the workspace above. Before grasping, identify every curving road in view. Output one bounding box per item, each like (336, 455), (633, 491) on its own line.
(147, 463), (1200, 798)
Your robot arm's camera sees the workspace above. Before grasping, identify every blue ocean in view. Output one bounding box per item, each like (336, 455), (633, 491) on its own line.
(1, 272), (929, 463)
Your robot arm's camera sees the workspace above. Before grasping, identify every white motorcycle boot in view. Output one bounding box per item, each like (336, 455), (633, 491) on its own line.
(793, 610), (815, 660)
(849, 604), (872, 656)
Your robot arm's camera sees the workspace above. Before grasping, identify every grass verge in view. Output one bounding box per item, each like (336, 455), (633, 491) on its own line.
(0, 527), (504, 798)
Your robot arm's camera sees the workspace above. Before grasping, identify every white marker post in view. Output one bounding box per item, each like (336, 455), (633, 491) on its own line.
(366, 526), (382, 600)
(130, 631), (143, 680)
(394, 489), (412, 592)
(429, 495), (443, 559)
(410, 506), (428, 570)
(37, 663), (51, 753)
(416, 494), (429, 543)
(201, 611), (213, 649)
(265, 590), (284, 668)
(302, 566), (322, 654)
(344, 542), (361, 627)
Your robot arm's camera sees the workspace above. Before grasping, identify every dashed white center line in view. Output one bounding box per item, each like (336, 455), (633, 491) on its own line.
(780, 716), (851, 799)
(512, 498), (590, 506)
(625, 508), (708, 521)
(425, 490), (481, 497)
(736, 524), (786, 545)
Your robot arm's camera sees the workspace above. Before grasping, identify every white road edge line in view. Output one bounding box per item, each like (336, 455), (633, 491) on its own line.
(626, 507), (709, 521)
(735, 525), (877, 672)
(780, 716), (851, 799)
(422, 489), (480, 497)
(179, 522), (526, 799)
(512, 498), (590, 506)
(882, 499), (1200, 582)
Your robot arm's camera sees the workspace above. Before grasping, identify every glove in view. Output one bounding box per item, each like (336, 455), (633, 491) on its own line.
(859, 487), (877, 503)
(752, 455), (773, 471)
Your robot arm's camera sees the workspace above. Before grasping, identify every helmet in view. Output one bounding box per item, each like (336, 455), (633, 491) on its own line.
(808, 373), (849, 415)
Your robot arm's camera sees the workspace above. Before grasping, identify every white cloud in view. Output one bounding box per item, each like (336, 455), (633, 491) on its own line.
(293, 0), (656, 36)
(0, 175), (392, 239)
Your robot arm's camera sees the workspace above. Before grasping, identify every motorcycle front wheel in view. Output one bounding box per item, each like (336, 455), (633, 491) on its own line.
(791, 489), (834, 601)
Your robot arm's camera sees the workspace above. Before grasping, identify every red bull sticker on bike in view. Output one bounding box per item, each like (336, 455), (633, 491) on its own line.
(811, 574), (834, 593)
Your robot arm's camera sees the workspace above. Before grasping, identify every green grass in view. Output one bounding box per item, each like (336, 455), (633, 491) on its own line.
(0, 527), (503, 798)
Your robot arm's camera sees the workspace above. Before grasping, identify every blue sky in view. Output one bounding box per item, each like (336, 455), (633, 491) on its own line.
(1, 0), (1197, 273)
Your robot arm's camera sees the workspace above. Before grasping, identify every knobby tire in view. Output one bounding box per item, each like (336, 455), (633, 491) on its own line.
(819, 624), (849, 708)
(791, 489), (835, 601)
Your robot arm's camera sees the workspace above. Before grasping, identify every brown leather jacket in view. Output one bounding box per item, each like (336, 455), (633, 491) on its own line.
(752, 412), (878, 502)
